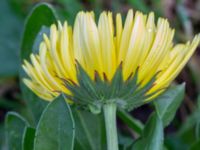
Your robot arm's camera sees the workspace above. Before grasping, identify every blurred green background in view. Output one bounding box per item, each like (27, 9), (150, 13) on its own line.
(1, 0), (200, 149)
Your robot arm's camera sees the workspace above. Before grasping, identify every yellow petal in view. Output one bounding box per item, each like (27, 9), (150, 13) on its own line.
(98, 12), (116, 80)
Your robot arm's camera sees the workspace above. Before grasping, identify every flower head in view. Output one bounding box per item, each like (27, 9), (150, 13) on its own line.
(22, 10), (200, 112)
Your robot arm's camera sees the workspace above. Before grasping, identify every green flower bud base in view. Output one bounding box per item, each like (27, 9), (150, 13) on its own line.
(63, 63), (159, 113)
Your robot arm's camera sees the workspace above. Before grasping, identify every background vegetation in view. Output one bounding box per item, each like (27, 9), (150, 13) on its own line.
(0, 0), (200, 149)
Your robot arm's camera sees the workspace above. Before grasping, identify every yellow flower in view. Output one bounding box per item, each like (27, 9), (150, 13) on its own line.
(22, 10), (200, 104)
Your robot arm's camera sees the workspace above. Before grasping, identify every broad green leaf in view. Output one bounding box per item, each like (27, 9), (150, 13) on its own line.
(20, 84), (48, 126)
(20, 2), (57, 59)
(154, 83), (185, 127)
(34, 96), (75, 150)
(20, 26), (50, 125)
(72, 107), (106, 150)
(5, 112), (29, 150)
(20, 2), (57, 125)
(132, 113), (163, 150)
(22, 127), (35, 150)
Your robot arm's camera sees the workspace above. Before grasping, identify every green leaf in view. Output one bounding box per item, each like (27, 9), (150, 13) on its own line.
(20, 26), (50, 126)
(20, 2), (57, 59)
(34, 96), (75, 150)
(132, 113), (163, 150)
(20, 83), (48, 126)
(71, 107), (106, 150)
(154, 83), (185, 127)
(5, 112), (29, 150)
(20, 2), (57, 125)
(22, 127), (35, 150)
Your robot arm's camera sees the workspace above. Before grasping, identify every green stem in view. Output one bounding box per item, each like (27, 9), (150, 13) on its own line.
(103, 103), (118, 150)
(117, 109), (144, 135)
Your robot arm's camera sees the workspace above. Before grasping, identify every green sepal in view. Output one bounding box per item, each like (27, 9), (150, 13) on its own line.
(126, 71), (159, 111)
(63, 63), (159, 113)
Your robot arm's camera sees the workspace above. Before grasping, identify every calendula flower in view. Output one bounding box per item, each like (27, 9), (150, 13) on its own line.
(22, 10), (200, 112)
